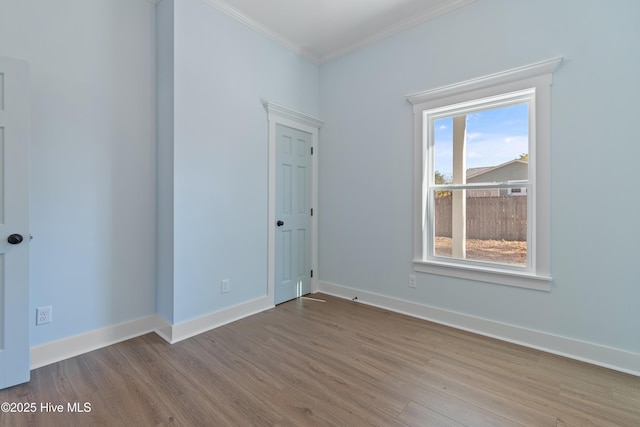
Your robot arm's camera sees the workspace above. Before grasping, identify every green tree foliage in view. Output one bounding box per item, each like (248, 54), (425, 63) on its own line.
(435, 170), (448, 185)
(434, 171), (451, 198)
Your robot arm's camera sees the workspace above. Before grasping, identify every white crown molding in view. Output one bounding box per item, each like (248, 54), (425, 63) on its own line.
(202, 0), (475, 64)
(406, 57), (563, 105)
(317, 280), (640, 377)
(319, 0), (476, 63)
(201, 0), (318, 63)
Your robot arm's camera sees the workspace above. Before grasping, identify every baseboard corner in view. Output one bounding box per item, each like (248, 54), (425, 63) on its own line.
(31, 315), (158, 370)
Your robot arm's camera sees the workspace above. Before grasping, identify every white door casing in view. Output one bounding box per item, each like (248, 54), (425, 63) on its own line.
(265, 102), (322, 305)
(0, 56), (30, 389)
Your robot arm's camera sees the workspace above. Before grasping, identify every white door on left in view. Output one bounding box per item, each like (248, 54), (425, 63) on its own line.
(0, 56), (30, 389)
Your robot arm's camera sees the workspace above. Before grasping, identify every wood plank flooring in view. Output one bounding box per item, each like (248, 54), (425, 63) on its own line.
(1, 294), (639, 426)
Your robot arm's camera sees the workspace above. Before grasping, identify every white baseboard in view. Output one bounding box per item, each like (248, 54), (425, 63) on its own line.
(31, 296), (275, 369)
(317, 280), (640, 377)
(32, 286), (638, 377)
(156, 296), (274, 344)
(31, 315), (159, 370)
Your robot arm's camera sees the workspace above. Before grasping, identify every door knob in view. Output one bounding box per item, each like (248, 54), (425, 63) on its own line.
(276, 220), (284, 227)
(7, 234), (24, 245)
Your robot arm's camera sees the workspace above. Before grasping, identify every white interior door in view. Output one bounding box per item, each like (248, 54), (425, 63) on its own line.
(0, 57), (30, 389)
(275, 124), (311, 304)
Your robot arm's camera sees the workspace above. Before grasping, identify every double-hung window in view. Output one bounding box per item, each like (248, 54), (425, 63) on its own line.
(407, 58), (561, 290)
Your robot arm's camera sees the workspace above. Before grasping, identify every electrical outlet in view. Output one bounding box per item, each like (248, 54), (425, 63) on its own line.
(221, 279), (230, 294)
(36, 306), (52, 325)
(408, 275), (417, 288)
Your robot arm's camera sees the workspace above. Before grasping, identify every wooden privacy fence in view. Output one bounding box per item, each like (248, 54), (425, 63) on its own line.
(435, 196), (527, 241)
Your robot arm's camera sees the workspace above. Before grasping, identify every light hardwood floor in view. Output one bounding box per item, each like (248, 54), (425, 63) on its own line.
(1, 294), (639, 426)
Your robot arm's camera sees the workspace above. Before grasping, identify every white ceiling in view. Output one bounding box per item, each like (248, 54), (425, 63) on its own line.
(205, 0), (475, 63)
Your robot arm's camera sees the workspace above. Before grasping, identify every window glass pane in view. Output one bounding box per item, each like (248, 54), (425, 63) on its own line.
(433, 103), (529, 186)
(433, 117), (453, 184)
(433, 189), (527, 266)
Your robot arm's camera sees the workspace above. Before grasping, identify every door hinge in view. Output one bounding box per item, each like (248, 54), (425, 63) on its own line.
(310, 270), (313, 278)
(310, 208), (313, 216)
(311, 146), (314, 155)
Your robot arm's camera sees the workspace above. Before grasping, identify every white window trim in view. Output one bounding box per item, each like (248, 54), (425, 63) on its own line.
(406, 57), (561, 291)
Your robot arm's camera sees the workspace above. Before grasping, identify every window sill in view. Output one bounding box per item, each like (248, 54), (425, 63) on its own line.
(413, 259), (551, 291)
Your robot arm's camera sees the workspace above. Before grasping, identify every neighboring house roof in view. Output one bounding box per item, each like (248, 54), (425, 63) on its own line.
(466, 166), (494, 179)
(467, 159), (528, 182)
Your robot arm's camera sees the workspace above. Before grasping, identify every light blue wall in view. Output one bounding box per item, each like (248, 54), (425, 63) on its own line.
(2, 0), (637, 361)
(319, 0), (640, 354)
(162, 0), (320, 323)
(0, 0), (157, 345)
(1, 0), (320, 348)
(156, 0), (175, 323)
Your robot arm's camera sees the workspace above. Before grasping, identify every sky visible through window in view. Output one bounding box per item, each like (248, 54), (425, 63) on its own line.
(434, 103), (529, 181)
